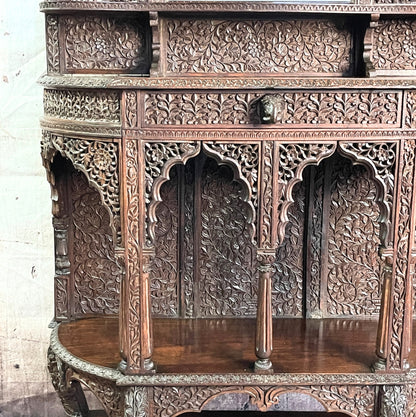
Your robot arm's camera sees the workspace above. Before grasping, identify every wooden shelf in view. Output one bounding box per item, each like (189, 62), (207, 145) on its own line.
(57, 316), (396, 374)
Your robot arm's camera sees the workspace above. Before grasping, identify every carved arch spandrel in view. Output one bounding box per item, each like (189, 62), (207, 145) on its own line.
(277, 143), (337, 245)
(41, 131), (121, 245)
(338, 142), (397, 247)
(144, 141), (260, 247)
(144, 141), (201, 247)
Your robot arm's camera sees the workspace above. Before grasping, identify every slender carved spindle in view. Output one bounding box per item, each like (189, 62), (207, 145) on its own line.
(255, 252), (275, 373)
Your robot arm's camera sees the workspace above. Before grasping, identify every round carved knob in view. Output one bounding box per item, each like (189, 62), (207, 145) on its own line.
(259, 94), (286, 124)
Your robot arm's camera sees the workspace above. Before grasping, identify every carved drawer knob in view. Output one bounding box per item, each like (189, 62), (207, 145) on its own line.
(259, 95), (286, 124)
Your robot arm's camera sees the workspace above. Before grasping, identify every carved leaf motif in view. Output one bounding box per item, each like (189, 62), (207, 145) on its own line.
(125, 139), (141, 370)
(380, 385), (407, 417)
(63, 16), (148, 72)
(55, 277), (68, 319)
(260, 141), (273, 248)
(125, 91), (138, 128)
(125, 387), (148, 417)
(71, 172), (121, 316)
(166, 19), (353, 75)
(46, 15), (60, 73)
(371, 20), (416, 70)
(44, 89), (121, 122)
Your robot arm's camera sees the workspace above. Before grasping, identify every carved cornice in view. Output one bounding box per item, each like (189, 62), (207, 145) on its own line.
(42, 132), (121, 244)
(38, 74), (416, 90)
(39, 1), (416, 15)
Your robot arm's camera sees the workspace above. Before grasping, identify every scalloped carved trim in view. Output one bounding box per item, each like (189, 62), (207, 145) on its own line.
(277, 143), (336, 245)
(144, 141), (201, 247)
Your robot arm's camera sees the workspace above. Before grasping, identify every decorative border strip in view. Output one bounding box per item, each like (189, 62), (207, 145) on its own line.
(41, 119), (122, 138)
(38, 74), (416, 90)
(39, 1), (416, 15)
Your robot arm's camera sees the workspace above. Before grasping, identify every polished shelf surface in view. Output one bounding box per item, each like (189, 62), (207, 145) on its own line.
(56, 316), (405, 374)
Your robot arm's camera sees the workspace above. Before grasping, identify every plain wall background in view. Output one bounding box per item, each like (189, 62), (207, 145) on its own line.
(0, 1), (62, 414)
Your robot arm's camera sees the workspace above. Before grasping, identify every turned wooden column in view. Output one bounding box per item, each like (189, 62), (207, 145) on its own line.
(255, 251), (275, 373)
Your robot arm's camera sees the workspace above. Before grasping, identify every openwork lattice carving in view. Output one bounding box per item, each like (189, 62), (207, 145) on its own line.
(277, 143), (336, 245)
(43, 133), (121, 244)
(144, 141), (201, 246)
(62, 15), (148, 72)
(44, 89), (120, 122)
(166, 19), (353, 75)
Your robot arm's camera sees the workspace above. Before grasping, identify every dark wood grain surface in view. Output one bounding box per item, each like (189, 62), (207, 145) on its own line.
(57, 316), (396, 374)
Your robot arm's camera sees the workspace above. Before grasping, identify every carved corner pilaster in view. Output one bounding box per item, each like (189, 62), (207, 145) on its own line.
(363, 14), (380, 77)
(124, 387), (149, 417)
(46, 14), (60, 74)
(380, 385), (407, 417)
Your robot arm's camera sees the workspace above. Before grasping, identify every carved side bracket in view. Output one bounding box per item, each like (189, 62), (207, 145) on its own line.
(277, 143), (336, 245)
(41, 131), (121, 245)
(150, 12), (160, 76)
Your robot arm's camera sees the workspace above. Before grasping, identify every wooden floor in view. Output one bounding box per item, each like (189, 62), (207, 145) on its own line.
(56, 316), (402, 374)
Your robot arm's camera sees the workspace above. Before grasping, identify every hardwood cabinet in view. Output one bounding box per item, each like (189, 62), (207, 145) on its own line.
(41, 2), (416, 416)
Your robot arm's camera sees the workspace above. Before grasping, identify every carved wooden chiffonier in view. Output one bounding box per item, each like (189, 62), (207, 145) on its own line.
(41, 1), (416, 416)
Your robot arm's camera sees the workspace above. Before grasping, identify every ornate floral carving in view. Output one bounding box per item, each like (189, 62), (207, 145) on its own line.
(143, 91), (400, 127)
(380, 385), (407, 417)
(199, 159), (257, 317)
(203, 142), (259, 237)
(327, 156), (382, 316)
(63, 15), (148, 72)
(389, 140), (416, 369)
(152, 386), (230, 417)
(71, 172), (121, 316)
(371, 20), (416, 72)
(260, 141), (274, 248)
(125, 91), (138, 128)
(125, 387), (149, 417)
(405, 91), (416, 129)
(151, 169), (179, 317)
(46, 134), (121, 244)
(46, 15), (60, 73)
(144, 141), (200, 246)
(55, 277), (69, 320)
(44, 89), (120, 122)
(165, 19), (353, 75)
(125, 139), (142, 371)
(277, 143), (336, 245)
(338, 142), (397, 242)
(273, 182), (304, 317)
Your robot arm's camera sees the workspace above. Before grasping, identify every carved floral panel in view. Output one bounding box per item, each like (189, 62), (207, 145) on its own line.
(71, 171), (121, 316)
(44, 89), (120, 122)
(371, 20), (416, 72)
(143, 91), (400, 127)
(62, 15), (149, 73)
(165, 19), (353, 75)
(327, 156), (382, 316)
